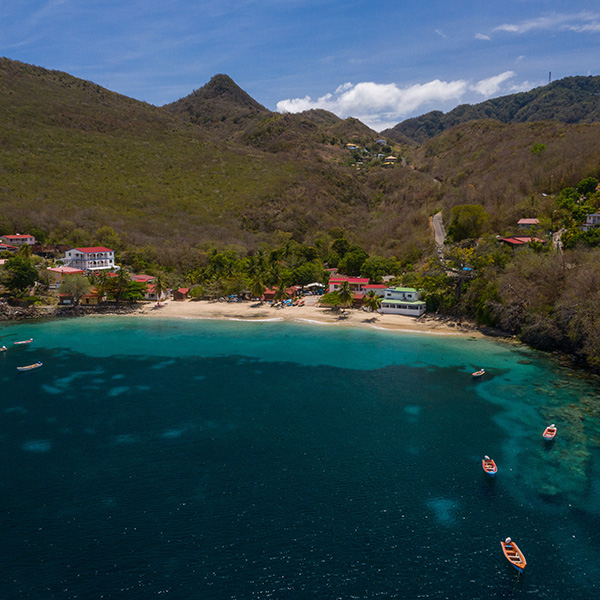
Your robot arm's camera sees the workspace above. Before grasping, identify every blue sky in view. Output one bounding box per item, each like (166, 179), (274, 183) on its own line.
(1, 0), (599, 131)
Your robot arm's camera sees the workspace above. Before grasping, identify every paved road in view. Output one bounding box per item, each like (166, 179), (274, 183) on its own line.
(432, 211), (446, 247)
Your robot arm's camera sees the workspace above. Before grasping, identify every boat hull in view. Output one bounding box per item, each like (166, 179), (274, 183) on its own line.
(501, 541), (526, 573)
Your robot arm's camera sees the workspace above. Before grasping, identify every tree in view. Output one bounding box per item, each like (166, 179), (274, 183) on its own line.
(2, 255), (38, 293)
(363, 290), (382, 313)
(249, 276), (266, 300)
(447, 204), (490, 242)
(337, 280), (354, 308)
(59, 274), (91, 305)
(152, 274), (168, 305)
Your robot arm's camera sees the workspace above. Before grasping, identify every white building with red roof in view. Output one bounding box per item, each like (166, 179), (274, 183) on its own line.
(1, 233), (36, 246)
(62, 247), (115, 272)
(328, 276), (370, 293)
(46, 266), (86, 289)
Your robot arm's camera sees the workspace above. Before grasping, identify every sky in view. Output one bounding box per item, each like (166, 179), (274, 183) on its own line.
(1, 0), (599, 131)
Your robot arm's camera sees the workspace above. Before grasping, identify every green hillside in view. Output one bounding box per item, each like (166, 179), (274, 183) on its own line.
(384, 76), (600, 144)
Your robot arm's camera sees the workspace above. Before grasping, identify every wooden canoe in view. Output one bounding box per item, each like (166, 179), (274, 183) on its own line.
(543, 424), (557, 441)
(482, 456), (497, 477)
(17, 361), (43, 372)
(500, 539), (526, 572)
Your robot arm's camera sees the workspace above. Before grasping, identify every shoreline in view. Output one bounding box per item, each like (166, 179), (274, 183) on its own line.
(94, 297), (488, 338)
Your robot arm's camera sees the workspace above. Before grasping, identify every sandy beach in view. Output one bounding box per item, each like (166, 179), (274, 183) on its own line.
(127, 296), (485, 338)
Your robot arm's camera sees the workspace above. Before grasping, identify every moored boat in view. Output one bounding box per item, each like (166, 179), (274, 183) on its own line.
(482, 455), (497, 477)
(543, 424), (557, 441)
(0, 345), (7, 351)
(472, 368), (485, 378)
(17, 361), (43, 372)
(500, 537), (526, 572)
(14, 338), (33, 345)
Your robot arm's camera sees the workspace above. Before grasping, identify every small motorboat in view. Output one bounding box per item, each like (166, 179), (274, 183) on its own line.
(17, 361), (43, 372)
(482, 455), (497, 477)
(543, 424), (557, 441)
(472, 368), (485, 378)
(500, 537), (526, 573)
(0, 345), (7, 351)
(14, 338), (33, 345)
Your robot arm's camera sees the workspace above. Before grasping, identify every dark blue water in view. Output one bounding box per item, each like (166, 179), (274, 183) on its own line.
(0, 318), (598, 599)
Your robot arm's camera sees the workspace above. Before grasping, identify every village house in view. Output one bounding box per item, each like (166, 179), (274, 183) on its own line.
(501, 236), (546, 248)
(517, 218), (540, 229)
(0, 243), (18, 253)
(580, 213), (600, 231)
(62, 247), (116, 272)
(1, 233), (36, 246)
(173, 287), (190, 301)
(46, 266), (86, 289)
(328, 276), (370, 293)
(379, 286), (427, 316)
(144, 283), (169, 302)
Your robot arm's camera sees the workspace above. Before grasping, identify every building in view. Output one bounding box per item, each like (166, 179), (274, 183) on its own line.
(517, 218), (540, 229)
(173, 288), (190, 301)
(145, 283), (169, 302)
(328, 276), (370, 293)
(0, 243), (18, 253)
(581, 213), (600, 232)
(46, 266), (86, 289)
(62, 247), (115, 272)
(379, 287), (426, 316)
(501, 236), (546, 247)
(1, 234), (36, 246)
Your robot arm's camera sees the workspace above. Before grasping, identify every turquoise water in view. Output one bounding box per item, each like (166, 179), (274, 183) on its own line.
(0, 317), (598, 599)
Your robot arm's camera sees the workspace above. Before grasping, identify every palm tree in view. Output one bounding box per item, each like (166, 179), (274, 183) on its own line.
(337, 280), (353, 308)
(153, 274), (168, 305)
(250, 276), (266, 301)
(363, 290), (382, 313)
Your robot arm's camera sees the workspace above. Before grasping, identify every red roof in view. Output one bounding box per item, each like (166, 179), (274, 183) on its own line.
(3, 234), (33, 239)
(73, 247), (114, 253)
(47, 267), (85, 274)
(176, 288), (190, 294)
(502, 236), (546, 245)
(330, 276), (370, 284)
(132, 274), (155, 282)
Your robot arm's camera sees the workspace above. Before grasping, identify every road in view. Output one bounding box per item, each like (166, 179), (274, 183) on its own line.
(431, 211), (446, 248)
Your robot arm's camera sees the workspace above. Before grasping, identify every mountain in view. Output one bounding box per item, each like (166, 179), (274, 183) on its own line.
(0, 57), (424, 263)
(383, 76), (600, 144)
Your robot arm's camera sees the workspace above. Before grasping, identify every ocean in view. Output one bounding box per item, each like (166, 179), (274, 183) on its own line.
(0, 317), (598, 599)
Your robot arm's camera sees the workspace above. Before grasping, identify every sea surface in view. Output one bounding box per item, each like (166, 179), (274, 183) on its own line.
(0, 317), (599, 599)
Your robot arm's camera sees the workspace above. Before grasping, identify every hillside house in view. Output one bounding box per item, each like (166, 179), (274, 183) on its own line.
(501, 236), (546, 248)
(145, 283), (169, 302)
(0, 243), (18, 253)
(346, 143), (359, 150)
(1, 234), (36, 246)
(379, 287), (426, 316)
(518, 218), (540, 229)
(46, 266), (86, 289)
(62, 247), (115, 272)
(581, 213), (600, 231)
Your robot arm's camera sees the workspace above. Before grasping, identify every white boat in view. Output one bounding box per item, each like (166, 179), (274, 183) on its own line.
(17, 361), (43, 372)
(14, 338), (33, 345)
(0, 345), (7, 351)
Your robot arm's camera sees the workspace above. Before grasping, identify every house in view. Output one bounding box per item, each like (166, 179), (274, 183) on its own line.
(262, 286), (299, 301)
(328, 276), (370, 293)
(62, 247), (115, 272)
(383, 155), (397, 164)
(361, 284), (387, 297)
(0, 243), (18, 253)
(131, 274), (156, 284)
(46, 266), (86, 289)
(501, 236), (546, 247)
(145, 283), (169, 302)
(58, 288), (102, 305)
(376, 139), (387, 146)
(580, 213), (600, 232)
(379, 287), (426, 316)
(518, 218), (540, 229)
(173, 288), (190, 301)
(1, 234), (35, 246)
(346, 143), (359, 150)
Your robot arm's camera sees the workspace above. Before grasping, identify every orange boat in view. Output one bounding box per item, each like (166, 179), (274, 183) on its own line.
(543, 424), (557, 441)
(501, 538), (526, 573)
(482, 455), (497, 477)
(472, 368), (485, 378)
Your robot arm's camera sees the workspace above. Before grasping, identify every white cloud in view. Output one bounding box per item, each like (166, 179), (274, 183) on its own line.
(493, 12), (600, 35)
(472, 71), (515, 96)
(276, 72), (527, 131)
(475, 33), (491, 41)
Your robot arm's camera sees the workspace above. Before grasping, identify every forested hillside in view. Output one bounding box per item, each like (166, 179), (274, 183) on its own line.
(384, 76), (600, 144)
